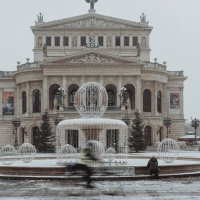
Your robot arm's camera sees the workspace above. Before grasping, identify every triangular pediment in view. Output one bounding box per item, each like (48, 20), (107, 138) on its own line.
(42, 50), (139, 65)
(32, 13), (152, 30)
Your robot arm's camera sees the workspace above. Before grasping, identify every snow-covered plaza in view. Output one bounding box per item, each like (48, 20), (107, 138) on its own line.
(0, 178), (200, 200)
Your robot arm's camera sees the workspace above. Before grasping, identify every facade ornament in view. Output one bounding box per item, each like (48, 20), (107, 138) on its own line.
(43, 43), (47, 57)
(37, 13), (44, 23)
(140, 13), (147, 23)
(136, 43), (141, 57)
(125, 97), (131, 113)
(53, 98), (58, 111)
(86, 36), (99, 48)
(70, 53), (114, 64)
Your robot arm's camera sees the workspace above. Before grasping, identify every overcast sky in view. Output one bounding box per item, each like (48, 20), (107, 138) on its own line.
(0, 0), (200, 121)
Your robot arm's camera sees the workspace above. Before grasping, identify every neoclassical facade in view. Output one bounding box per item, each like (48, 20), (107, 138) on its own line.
(0, 3), (187, 150)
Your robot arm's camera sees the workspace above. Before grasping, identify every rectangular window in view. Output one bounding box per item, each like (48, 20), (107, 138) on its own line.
(124, 36), (129, 46)
(46, 36), (51, 46)
(115, 36), (121, 46)
(98, 36), (103, 46)
(133, 36), (138, 46)
(63, 36), (69, 46)
(55, 36), (60, 46)
(81, 36), (86, 46)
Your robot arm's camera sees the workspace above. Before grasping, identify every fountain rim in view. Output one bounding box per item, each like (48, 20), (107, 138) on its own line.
(57, 118), (127, 127)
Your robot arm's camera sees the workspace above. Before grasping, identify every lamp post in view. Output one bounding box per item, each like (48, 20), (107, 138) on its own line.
(191, 118), (200, 143)
(163, 115), (172, 138)
(11, 118), (21, 147)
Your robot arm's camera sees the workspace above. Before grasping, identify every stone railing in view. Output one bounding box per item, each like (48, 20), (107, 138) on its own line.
(17, 62), (40, 71)
(143, 62), (167, 71)
(168, 71), (184, 77)
(0, 71), (15, 78)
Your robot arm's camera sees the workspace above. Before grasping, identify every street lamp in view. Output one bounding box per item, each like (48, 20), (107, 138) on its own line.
(11, 118), (21, 147)
(163, 115), (172, 138)
(191, 118), (200, 143)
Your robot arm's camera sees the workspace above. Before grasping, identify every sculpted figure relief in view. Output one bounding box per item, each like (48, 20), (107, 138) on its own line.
(137, 43), (141, 57)
(43, 43), (47, 57)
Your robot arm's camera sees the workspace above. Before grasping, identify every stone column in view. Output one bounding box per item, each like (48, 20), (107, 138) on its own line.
(26, 82), (30, 116)
(163, 84), (168, 114)
(103, 35), (107, 47)
(34, 36), (37, 49)
(0, 89), (2, 118)
(86, 35), (89, 45)
(154, 81), (157, 116)
(129, 36), (133, 47)
(69, 35), (72, 48)
(77, 35), (81, 47)
(60, 35), (63, 47)
(179, 87), (184, 118)
(52, 36), (55, 47)
(16, 84), (20, 115)
(135, 76), (141, 111)
(62, 76), (67, 107)
(117, 76), (122, 107)
(112, 35), (115, 47)
(43, 76), (48, 111)
(42, 35), (46, 44)
(120, 35), (124, 47)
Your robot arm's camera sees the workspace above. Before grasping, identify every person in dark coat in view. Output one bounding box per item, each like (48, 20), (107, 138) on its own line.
(147, 156), (159, 177)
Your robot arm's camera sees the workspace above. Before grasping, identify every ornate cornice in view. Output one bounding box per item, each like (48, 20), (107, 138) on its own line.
(31, 13), (152, 31)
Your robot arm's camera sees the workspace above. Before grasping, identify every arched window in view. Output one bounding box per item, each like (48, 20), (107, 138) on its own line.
(49, 84), (61, 110)
(144, 126), (152, 146)
(68, 85), (79, 107)
(22, 91), (26, 114)
(143, 89), (151, 112)
(32, 126), (40, 151)
(157, 90), (162, 113)
(107, 89), (115, 106)
(32, 89), (41, 113)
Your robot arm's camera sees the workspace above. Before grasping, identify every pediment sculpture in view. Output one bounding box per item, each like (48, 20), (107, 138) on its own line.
(70, 53), (114, 64)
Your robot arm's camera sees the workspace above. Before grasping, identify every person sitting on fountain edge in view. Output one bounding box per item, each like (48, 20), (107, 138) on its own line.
(147, 155), (160, 178)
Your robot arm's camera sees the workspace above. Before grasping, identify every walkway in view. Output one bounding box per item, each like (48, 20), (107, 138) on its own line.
(0, 177), (200, 199)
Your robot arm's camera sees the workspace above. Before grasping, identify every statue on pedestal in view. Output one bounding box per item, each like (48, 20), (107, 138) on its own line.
(85, 0), (98, 10)
(43, 43), (47, 57)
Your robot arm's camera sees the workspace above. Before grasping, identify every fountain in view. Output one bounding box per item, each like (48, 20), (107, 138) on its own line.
(56, 82), (128, 161)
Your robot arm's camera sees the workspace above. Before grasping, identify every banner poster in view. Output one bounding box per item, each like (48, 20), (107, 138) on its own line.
(170, 92), (180, 109)
(2, 91), (15, 115)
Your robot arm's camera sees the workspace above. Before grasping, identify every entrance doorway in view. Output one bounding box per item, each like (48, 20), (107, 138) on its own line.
(144, 126), (152, 146)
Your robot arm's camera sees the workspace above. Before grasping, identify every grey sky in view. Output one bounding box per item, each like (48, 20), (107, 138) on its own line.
(0, 0), (199, 121)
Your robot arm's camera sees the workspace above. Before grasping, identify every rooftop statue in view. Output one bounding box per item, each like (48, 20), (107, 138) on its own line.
(140, 13), (147, 23)
(85, 0), (98, 10)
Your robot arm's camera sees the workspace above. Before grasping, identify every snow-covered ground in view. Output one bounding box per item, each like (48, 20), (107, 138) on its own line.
(0, 178), (200, 199)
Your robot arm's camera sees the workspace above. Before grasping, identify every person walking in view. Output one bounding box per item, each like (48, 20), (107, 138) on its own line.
(147, 156), (159, 178)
